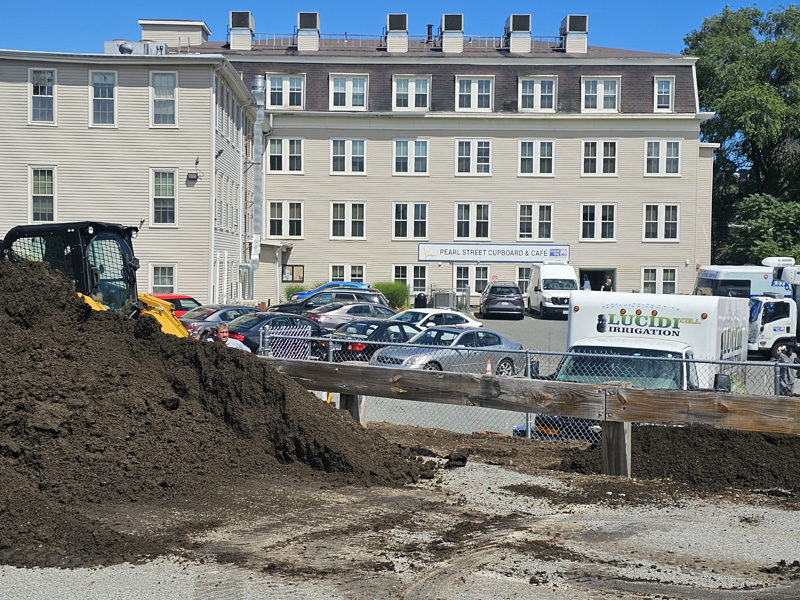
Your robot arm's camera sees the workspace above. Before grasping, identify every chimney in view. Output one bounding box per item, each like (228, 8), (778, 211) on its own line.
(297, 12), (320, 51)
(560, 14), (588, 54)
(386, 14), (409, 53)
(441, 14), (464, 53)
(426, 24), (433, 44)
(504, 14), (531, 53)
(229, 12), (254, 50)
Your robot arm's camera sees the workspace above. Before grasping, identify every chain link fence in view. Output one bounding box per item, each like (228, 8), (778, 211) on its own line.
(261, 330), (800, 442)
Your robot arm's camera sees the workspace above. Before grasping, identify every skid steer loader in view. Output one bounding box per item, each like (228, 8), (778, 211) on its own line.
(1, 221), (188, 337)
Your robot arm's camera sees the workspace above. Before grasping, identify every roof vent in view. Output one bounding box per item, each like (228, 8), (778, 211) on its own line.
(386, 14), (409, 53)
(297, 12), (320, 51)
(387, 13), (408, 32)
(505, 14), (531, 53)
(442, 14), (463, 32)
(506, 14), (531, 34)
(230, 11), (254, 30)
(560, 14), (588, 34)
(298, 12), (320, 30)
(229, 11), (254, 50)
(560, 14), (588, 54)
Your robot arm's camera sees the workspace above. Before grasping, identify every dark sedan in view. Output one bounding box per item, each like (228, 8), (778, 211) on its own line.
(318, 319), (421, 362)
(179, 304), (261, 337)
(226, 312), (330, 355)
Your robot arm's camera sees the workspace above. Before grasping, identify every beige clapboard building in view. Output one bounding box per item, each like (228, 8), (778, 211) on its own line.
(0, 11), (714, 305)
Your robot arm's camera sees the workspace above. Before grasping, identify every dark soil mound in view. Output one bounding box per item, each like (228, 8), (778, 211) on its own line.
(0, 262), (428, 568)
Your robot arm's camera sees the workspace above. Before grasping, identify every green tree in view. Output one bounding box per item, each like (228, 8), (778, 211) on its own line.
(719, 193), (800, 263)
(684, 5), (800, 261)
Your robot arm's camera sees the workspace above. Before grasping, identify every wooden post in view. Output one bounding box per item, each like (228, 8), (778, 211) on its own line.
(601, 421), (631, 477)
(339, 393), (365, 426)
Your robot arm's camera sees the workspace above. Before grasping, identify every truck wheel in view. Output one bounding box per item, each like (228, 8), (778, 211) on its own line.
(772, 342), (786, 359)
(539, 303), (547, 320)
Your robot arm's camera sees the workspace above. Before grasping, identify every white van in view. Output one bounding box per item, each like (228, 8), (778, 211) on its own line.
(526, 263), (579, 318)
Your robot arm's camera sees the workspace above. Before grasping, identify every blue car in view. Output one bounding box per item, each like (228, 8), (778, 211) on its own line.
(289, 281), (371, 301)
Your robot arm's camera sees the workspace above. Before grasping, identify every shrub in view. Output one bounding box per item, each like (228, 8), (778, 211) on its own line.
(373, 281), (409, 310)
(282, 283), (308, 301)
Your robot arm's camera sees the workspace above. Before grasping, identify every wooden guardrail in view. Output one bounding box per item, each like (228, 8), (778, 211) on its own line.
(266, 359), (800, 477)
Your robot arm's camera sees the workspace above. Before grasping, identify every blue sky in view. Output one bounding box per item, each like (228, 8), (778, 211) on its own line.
(0, 1), (788, 55)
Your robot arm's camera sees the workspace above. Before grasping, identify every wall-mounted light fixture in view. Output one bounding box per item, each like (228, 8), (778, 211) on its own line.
(186, 172), (199, 181)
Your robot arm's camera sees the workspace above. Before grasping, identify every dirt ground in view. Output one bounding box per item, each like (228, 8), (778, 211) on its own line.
(1, 261), (800, 598)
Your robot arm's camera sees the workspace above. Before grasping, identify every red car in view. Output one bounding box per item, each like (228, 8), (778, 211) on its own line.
(150, 293), (201, 317)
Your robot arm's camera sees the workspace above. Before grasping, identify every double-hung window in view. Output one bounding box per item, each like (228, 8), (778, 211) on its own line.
(331, 202), (366, 239)
(331, 139), (366, 174)
(268, 75), (304, 109)
(331, 265), (365, 283)
(517, 204), (553, 240)
(456, 265), (489, 294)
(394, 140), (428, 174)
(152, 170), (177, 226)
(90, 71), (116, 126)
(393, 203), (428, 239)
(31, 167), (56, 222)
(268, 139), (303, 173)
(268, 201), (303, 238)
(456, 76), (493, 111)
(455, 203), (490, 240)
(393, 265), (427, 292)
(643, 204), (679, 241)
(645, 140), (681, 175)
(518, 77), (557, 112)
(151, 265), (176, 294)
(30, 69), (55, 124)
(393, 76), (430, 111)
(580, 204), (616, 241)
(519, 140), (555, 176)
(151, 72), (177, 126)
(582, 77), (620, 112)
(582, 141), (617, 175)
(330, 75), (367, 110)
(654, 76), (675, 112)
(456, 140), (491, 175)
(643, 268), (677, 294)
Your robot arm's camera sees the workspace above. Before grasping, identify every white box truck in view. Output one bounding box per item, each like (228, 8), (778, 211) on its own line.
(553, 291), (749, 390)
(748, 295), (797, 357)
(526, 262), (579, 319)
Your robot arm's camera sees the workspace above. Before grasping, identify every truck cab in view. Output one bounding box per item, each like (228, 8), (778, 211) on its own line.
(748, 295), (797, 357)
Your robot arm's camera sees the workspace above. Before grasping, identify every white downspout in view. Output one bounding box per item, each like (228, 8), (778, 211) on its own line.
(248, 75), (266, 300)
(223, 250), (229, 303)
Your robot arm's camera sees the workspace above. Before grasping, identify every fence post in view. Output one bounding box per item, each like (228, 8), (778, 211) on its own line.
(339, 394), (365, 426)
(775, 361), (782, 396)
(601, 385), (632, 478)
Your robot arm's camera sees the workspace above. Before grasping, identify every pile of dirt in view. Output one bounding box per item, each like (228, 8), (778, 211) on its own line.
(0, 262), (431, 568)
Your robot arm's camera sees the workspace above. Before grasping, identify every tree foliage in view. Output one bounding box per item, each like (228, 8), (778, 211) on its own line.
(684, 6), (800, 261)
(719, 193), (800, 263)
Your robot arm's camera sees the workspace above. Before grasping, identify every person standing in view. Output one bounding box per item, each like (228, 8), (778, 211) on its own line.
(209, 323), (251, 352)
(600, 277), (613, 292)
(777, 343), (800, 395)
(582, 275), (591, 291)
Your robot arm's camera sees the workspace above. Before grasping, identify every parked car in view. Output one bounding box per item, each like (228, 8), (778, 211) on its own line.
(513, 416), (602, 443)
(289, 281), (371, 301)
(318, 319), (422, 362)
(226, 312), (330, 354)
(478, 281), (525, 320)
(150, 293), (201, 318)
(179, 304), (260, 337)
(388, 308), (483, 329)
(268, 288), (389, 315)
(305, 302), (397, 329)
(370, 326), (524, 376)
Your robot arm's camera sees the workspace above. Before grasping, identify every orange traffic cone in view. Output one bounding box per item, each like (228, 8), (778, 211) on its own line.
(485, 359), (492, 374)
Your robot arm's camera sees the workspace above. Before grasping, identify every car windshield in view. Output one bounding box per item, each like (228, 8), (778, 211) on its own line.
(183, 307), (217, 319)
(555, 346), (684, 389)
(228, 313), (266, 328)
(408, 329), (460, 346)
(175, 298), (201, 311)
(390, 311), (425, 324)
(333, 322), (380, 337)
(542, 279), (578, 291)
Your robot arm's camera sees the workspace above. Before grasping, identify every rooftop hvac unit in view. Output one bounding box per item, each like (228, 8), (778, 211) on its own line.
(298, 12), (320, 30)
(230, 11), (254, 30)
(560, 14), (588, 35)
(505, 14), (531, 34)
(442, 14), (463, 32)
(387, 13), (408, 32)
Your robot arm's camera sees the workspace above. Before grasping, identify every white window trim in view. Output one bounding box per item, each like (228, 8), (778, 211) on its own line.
(455, 265), (491, 294)
(329, 74), (369, 111)
(267, 138), (304, 174)
(28, 67), (57, 126)
(150, 263), (178, 294)
(393, 139), (429, 176)
(150, 71), (179, 128)
(267, 73), (306, 110)
(330, 201), (367, 240)
(641, 267), (678, 294)
(642, 203), (680, 242)
(516, 203), (554, 241)
(581, 140), (618, 177)
(654, 75), (675, 113)
(267, 200), (304, 239)
(518, 140), (555, 177)
(88, 70), (118, 128)
(455, 139), (492, 176)
(644, 140), (682, 177)
(579, 203), (617, 242)
(517, 76), (557, 113)
(455, 75), (494, 112)
(330, 264), (366, 283)
(392, 75), (431, 112)
(150, 168), (179, 228)
(454, 202), (491, 241)
(330, 139), (367, 175)
(392, 202), (429, 240)
(581, 76), (621, 113)
(28, 165), (57, 223)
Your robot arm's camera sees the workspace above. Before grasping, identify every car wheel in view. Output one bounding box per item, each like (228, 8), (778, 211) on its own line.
(539, 303), (547, 320)
(516, 311), (525, 320)
(496, 358), (515, 377)
(423, 362), (442, 371)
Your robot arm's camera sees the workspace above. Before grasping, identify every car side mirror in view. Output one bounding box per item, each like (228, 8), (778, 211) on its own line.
(534, 286), (540, 292)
